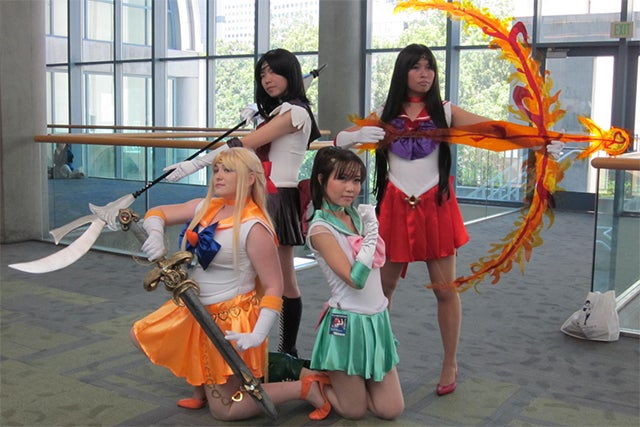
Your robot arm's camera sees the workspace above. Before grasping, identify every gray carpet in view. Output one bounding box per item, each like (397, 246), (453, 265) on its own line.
(1, 209), (639, 426)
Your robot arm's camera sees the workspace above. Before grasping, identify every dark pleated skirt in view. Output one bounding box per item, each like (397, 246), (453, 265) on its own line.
(268, 187), (305, 246)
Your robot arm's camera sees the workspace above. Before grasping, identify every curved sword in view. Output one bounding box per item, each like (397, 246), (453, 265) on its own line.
(9, 218), (106, 274)
(8, 193), (136, 274)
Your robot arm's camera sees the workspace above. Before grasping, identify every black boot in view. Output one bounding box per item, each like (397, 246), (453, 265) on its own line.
(267, 351), (311, 382)
(279, 296), (302, 357)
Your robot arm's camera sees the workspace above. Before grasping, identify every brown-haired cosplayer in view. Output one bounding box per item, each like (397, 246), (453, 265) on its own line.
(305, 146), (404, 420)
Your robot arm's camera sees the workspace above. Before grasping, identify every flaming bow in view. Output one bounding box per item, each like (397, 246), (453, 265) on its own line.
(357, 0), (631, 292)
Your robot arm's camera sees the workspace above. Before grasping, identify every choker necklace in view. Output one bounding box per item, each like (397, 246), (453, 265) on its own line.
(322, 200), (345, 213)
(406, 96), (424, 103)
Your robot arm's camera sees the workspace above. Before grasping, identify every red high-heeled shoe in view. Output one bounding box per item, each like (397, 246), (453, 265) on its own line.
(300, 373), (331, 420)
(436, 365), (458, 396)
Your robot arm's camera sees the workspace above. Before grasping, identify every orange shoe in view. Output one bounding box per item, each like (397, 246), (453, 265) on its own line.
(300, 373), (331, 420)
(177, 397), (207, 409)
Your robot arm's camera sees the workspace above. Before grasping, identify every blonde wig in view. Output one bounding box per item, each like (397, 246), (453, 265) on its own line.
(182, 147), (274, 266)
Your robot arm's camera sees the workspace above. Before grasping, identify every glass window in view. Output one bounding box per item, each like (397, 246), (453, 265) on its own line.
(85, 0), (114, 41)
(546, 55), (615, 195)
(456, 49), (519, 203)
(166, 0), (206, 57)
(370, 0), (447, 49)
(84, 67), (115, 178)
(214, 0), (255, 55)
(84, 68), (114, 127)
(46, 0), (68, 63)
(539, 0), (620, 43)
(83, 0), (114, 61)
(460, 0), (534, 46)
(47, 0), (68, 37)
(270, 0), (319, 51)
(165, 59), (206, 127)
(123, 66), (152, 127)
(122, 0), (151, 60)
(47, 68), (69, 126)
(210, 57), (255, 128)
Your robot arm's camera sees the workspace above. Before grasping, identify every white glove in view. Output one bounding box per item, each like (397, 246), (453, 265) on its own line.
(240, 103), (260, 127)
(546, 141), (564, 160)
(335, 126), (385, 149)
(533, 140), (564, 160)
(141, 216), (166, 261)
(224, 307), (279, 351)
(163, 145), (228, 182)
(89, 193), (135, 231)
(357, 204), (378, 235)
(351, 204), (380, 288)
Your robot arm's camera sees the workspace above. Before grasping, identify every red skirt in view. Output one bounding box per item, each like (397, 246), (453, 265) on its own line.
(132, 291), (266, 386)
(378, 178), (469, 263)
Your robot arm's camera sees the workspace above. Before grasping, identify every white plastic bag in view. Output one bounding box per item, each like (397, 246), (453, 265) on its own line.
(561, 290), (620, 341)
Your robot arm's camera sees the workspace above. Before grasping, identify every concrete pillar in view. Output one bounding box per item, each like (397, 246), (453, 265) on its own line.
(0, 0), (48, 242)
(318, 0), (365, 138)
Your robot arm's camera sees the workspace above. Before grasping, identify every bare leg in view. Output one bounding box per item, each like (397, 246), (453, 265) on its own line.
(427, 255), (460, 386)
(278, 245), (302, 356)
(205, 371), (326, 421)
(279, 245), (300, 299)
(324, 371), (367, 420)
(366, 368), (404, 420)
(380, 260), (405, 309)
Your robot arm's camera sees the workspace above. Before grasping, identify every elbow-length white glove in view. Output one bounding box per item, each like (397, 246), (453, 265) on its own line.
(350, 204), (379, 289)
(163, 138), (243, 182)
(224, 308), (279, 351)
(141, 216), (166, 261)
(335, 126), (385, 149)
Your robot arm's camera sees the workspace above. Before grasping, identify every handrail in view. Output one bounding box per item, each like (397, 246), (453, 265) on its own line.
(35, 128), (332, 149)
(591, 152), (640, 171)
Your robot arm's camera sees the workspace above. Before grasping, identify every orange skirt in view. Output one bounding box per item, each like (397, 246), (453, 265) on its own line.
(378, 178), (469, 263)
(132, 291), (266, 386)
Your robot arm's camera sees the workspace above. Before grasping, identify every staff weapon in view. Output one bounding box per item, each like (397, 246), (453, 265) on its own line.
(9, 65), (326, 274)
(9, 125), (236, 274)
(117, 209), (277, 420)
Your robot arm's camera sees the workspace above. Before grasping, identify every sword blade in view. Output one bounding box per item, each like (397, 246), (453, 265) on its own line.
(49, 214), (100, 244)
(9, 219), (106, 274)
(180, 288), (278, 420)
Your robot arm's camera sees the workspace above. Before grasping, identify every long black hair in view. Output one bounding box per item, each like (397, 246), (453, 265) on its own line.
(374, 43), (452, 206)
(309, 146), (367, 214)
(254, 48), (320, 145)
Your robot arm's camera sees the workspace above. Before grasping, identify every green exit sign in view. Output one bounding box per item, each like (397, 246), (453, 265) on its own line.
(610, 21), (634, 38)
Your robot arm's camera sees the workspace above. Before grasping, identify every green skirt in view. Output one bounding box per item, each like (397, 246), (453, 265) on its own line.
(310, 307), (399, 382)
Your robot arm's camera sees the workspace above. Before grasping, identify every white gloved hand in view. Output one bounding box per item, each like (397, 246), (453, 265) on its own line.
(89, 193), (135, 231)
(546, 140), (564, 160)
(335, 126), (385, 149)
(240, 103), (260, 127)
(163, 145), (228, 182)
(533, 140), (564, 160)
(141, 216), (166, 261)
(357, 204), (378, 235)
(350, 204), (380, 288)
(224, 307), (279, 351)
